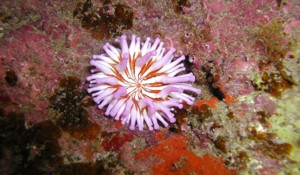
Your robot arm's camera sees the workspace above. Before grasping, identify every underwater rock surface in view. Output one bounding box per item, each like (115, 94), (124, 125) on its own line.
(1, 0), (300, 174)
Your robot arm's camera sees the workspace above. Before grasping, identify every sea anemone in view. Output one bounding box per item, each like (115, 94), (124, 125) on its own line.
(87, 34), (200, 131)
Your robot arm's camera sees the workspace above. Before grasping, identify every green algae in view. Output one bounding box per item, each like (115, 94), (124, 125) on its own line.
(269, 87), (300, 173)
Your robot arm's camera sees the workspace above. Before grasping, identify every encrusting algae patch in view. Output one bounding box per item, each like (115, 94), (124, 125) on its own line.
(135, 136), (236, 175)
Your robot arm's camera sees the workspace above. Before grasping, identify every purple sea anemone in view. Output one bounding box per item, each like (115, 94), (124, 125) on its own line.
(87, 34), (200, 131)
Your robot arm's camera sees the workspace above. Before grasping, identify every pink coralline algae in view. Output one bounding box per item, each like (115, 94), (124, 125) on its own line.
(87, 35), (200, 131)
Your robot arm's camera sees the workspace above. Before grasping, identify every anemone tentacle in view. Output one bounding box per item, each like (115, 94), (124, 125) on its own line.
(87, 34), (201, 131)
